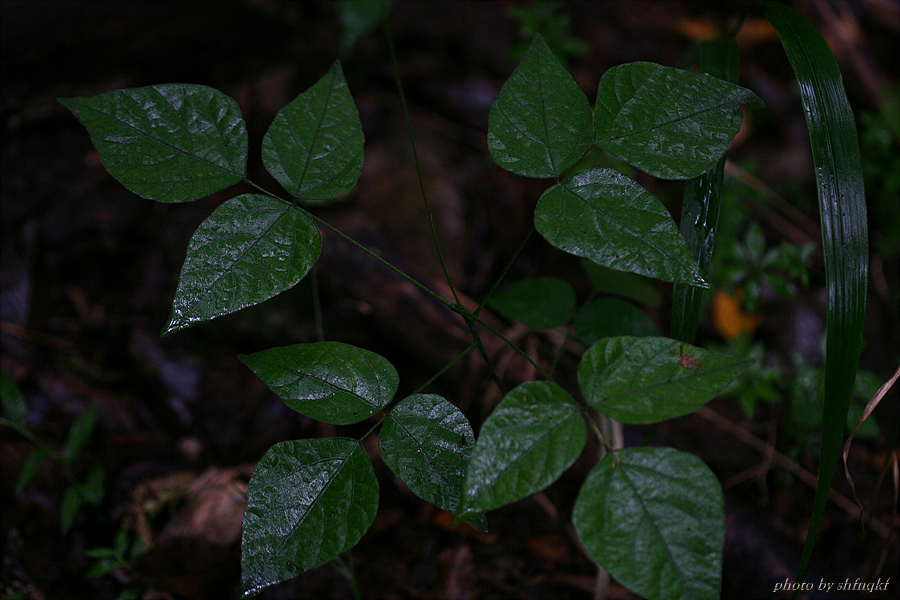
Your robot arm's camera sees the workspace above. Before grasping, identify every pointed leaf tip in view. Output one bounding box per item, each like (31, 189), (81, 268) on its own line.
(163, 195), (320, 334)
(262, 61), (364, 203)
(59, 84), (248, 203)
(535, 168), (709, 286)
(488, 34), (592, 178)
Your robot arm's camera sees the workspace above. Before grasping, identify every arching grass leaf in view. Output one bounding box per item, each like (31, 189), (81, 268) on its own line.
(164, 194), (320, 334)
(761, 0), (868, 586)
(380, 394), (487, 531)
(241, 438), (378, 598)
(262, 61), (364, 203)
(487, 276), (576, 329)
(59, 84), (247, 202)
(456, 381), (586, 520)
(573, 447), (724, 600)
(239, 342), (399, 425)
(579, 336), (749, 424)
(488, 34), (592, 178)
(594, 62), (763, 179)
(535, 168), (707, 286)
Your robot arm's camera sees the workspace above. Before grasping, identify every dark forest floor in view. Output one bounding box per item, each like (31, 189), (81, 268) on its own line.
(2, 1), (898, 599)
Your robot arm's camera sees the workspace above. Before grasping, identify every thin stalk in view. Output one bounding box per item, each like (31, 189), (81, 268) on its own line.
(310, 264), (325, 342)
(332, 551), (362, 600)
(475, 226), (535, 318)
(411, 341), (479, 395)
(383, 20), (462, 309)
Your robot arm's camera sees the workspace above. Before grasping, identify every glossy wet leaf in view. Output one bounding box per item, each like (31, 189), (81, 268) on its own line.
(239, 342), (399, 425)
(380, 394), (487, 531)
(535, 168), (707, 286)
(59, 84), (247, 202)
(573, 447), (724, 600)
(594, 61), (762, 179)
(579, 336), (748, 424)
(241, 438), (378, 598)
(488, 276), (576, 329)
(262, 61), (364, 202)
(488, 34), (592, 178)
(456, 381), (586, 520)
(761, 0), (868, 585)
(574, 297), (657, 346)
(164, 194), (320, 334)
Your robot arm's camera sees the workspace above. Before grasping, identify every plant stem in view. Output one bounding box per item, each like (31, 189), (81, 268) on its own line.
(383, 19), (462, 310)
(333, 551), (362, 600)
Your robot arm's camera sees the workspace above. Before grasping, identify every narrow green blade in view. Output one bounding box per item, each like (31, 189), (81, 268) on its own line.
(761, 0), (868, 585)
(670, 38), (739, 343)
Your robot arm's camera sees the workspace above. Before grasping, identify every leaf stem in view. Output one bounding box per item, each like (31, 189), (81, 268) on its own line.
(383, 19), (462, 310)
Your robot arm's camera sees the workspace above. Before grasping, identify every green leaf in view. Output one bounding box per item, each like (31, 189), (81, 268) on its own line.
(579, 336), (748, 424)
(456, 381), (586, 520)
(339, 0), (391, 54)
(487, 276), (576, 329)
(81, 464), (106, 506)
(262, 61), (364, 203)
(488, 34), (593, 178)
(59, 84), (247, 203)
(573, 447), (724, 600)
(670, 38), (739, 344)
(15, 446), (50, 495)
(241, 438), (378, 598)
(535, 168), (708, 286)
(63, 406), (96, 469)
(574, 297), (658, 346)
(594, 61), (763, 179)
(581, 260), (661, 306)
(1, 370), (28, 429)
(164, 194), (321, 334)
(761, 0), (868, 586)
(379, 394), (487, 531)
(60, 484), (84, 534)
(239, 342), (399, 425)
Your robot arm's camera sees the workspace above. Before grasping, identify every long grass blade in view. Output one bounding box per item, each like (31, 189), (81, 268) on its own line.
(760, 0), (868, 587)
(670, 38), (739, 343)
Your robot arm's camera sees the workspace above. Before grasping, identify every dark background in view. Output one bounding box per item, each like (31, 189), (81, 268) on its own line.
(2, 1), (898, 599)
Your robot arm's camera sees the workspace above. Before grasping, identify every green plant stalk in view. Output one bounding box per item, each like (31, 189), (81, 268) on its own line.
(760, 0), (868, 587)
(670, 38), (739, 344)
